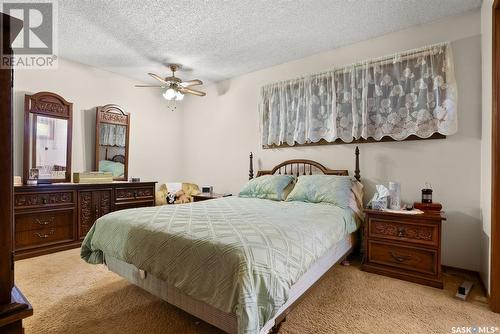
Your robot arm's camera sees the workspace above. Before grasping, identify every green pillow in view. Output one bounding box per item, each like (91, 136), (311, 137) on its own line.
(239, 175), (295, 201)
(285, 175), (352, 208)
(99, 160), (124, 178)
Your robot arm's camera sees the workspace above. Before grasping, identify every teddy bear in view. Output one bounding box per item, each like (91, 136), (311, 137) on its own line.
(174, 190), (191, 204)
(166, 192), (176, 204)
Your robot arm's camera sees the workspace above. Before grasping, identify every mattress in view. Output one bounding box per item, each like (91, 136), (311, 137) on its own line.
(105, 232), (355, 334)
(82, 196), (359, 333)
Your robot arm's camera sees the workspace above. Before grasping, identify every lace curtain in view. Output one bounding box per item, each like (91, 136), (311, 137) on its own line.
(260, 42), (457, 146)
(99, 123), (126, 147)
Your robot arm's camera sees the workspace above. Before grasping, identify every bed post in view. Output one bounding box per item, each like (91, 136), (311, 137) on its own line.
(342, 147), (360, 268)
(249, 152), (254, 180)
(354, 146), (360, 181)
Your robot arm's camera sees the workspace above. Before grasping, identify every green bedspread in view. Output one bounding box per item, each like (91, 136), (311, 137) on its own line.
(81, 196), (359, 334)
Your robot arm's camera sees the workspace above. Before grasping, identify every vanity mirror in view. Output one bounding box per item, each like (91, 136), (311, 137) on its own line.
(23, 92), (73, 184)
(94, 104), (129, 181)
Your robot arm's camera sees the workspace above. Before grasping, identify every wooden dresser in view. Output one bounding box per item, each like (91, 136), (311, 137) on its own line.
(14, 182), (156, 260)
(362, 209), (445, 288)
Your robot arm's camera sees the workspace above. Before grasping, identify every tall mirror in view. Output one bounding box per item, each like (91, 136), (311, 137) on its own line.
(94, 104), (129, 181)
(23, 92), (73, 184)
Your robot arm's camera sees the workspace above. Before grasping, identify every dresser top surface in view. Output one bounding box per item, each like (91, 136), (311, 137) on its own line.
(364, 208), (446, 221)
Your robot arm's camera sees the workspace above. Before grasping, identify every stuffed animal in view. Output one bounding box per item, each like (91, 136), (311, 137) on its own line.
(174, 190), (191, 204)
(166, 192), (176, 204)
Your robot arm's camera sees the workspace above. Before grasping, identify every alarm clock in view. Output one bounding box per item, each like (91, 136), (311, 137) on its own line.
(201, 186), (213, 194)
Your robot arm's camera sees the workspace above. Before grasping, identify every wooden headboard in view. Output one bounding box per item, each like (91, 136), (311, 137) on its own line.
(249, 146), (360, 181)
(111, 154), (126, 164)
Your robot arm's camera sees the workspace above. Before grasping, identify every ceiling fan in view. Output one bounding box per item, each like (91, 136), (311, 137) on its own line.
(135, 64), (206, 101)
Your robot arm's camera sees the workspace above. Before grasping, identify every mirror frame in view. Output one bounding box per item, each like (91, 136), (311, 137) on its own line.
(23, 92), (73, 184)
(94, 104), (130, 181)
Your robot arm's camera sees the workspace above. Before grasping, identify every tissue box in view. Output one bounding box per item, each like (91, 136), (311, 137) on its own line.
(372, 198), (388, 210)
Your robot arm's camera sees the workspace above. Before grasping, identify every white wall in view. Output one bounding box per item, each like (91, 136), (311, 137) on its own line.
(180, 11), (483, 271)
(481, 0), (493, 293)
(13, 58), (183, 183)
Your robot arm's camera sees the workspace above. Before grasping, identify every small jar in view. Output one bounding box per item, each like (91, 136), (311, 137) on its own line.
(422, 188), (433, 203)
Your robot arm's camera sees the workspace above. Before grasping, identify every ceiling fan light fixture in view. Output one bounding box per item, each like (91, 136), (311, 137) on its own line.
(163, 88), (177, 100)
(142, 64), (205, 103)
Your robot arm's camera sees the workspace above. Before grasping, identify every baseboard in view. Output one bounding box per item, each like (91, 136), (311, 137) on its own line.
(14, 241), (81, 260)
(442, 265), (489, 298)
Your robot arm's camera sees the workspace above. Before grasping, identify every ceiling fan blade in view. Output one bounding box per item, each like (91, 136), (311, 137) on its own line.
(180, 79), (203, 87)
(179, 87), (206, 97)
(135, 84), (164, 88)
(148, 73), (168, 84)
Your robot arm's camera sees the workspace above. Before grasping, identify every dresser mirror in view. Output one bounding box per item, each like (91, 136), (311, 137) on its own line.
(94, 104), (130, 181)
(23, 92), (73, 184)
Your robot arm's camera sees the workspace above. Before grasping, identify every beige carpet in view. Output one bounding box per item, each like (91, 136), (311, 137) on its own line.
(16, 248), (499, 334)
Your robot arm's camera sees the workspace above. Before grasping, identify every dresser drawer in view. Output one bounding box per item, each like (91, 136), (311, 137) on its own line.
(15, 191), (75, 209)
(368, 218), (439, 247)
(15, 224), (73, 250)
(16, 209), (74, 232)
(367, 240), (438, 276)
(115, 186), (154, 202)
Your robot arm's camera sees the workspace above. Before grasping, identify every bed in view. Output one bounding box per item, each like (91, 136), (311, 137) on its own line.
(81, 148), (362, 334)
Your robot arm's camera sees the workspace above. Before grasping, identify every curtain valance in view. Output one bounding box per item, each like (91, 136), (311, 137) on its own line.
(260, 42), (457, 146)
(99, 123), (126, 147)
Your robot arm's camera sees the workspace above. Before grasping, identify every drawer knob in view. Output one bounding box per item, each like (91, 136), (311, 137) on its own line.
(33, 217), (54, 226)
(134, 191), (138, 198)
(397, 227), (406, 237)
(33, 229), (55, 239)
(42, 198), (48, 204)
(390, 251), (412, 263)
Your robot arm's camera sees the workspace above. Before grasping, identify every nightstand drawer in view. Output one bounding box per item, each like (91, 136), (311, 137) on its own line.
(368, 218), (439, 247)
(367, 240), (438, 276)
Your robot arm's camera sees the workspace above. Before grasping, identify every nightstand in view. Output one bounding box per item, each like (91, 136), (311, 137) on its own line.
(192, 193), (231, 202)
(361, 209), (445, 288)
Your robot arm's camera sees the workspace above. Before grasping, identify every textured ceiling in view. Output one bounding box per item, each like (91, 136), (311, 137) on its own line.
(58, 0), (481, 84)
